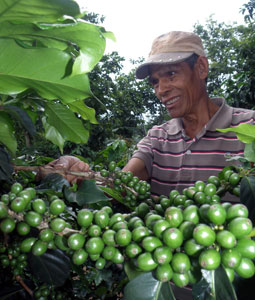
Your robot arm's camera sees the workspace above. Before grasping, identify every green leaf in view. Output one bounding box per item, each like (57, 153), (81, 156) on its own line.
(240, 176), (255, 221)
(45, 102), (89, 144)
(124, 272), (176, 300)
(64, 180), (110, 206)
(101, 30), (116, 42)
(0, 0), (81, 23)
(36, 173), (70, 193)
(42, 116), (65, 153)
(0, 39), (92, 102)
(68, 100), (98, 124)
(217, 124), (255, 144)
(193, 267), (237, 300)
(99, 186), (123, 202)
(244, 142), (255, 162)
(94, 269), (113, 287)
(0, 20), (107, 76)
(124, 261), (145, 281)
(4, 104), (36, 136)
(192, 277), (213, 300)
(0, 111), (17, 155)
(214, 265), (237, 300)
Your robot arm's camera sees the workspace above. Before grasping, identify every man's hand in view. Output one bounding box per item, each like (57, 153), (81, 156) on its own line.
(37, 156), (90, 184)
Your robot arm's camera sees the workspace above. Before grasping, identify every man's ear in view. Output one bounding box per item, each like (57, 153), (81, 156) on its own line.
(196, 56), (209, 80)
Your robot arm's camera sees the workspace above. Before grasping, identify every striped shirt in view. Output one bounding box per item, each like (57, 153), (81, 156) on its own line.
(132, 98), (255, 199)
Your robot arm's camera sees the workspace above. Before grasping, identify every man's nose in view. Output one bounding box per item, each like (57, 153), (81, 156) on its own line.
(157, 78), (172, 96)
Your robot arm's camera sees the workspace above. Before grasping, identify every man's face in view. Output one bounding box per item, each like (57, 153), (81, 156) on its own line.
(149, 58), (207, 119)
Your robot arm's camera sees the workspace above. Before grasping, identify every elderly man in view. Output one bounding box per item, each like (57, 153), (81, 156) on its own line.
(43, 31), (255, 198)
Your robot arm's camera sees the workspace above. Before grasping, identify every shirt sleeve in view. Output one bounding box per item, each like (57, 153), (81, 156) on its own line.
(131, 131), (154, 178)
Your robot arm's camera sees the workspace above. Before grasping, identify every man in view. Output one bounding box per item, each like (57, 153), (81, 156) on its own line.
(43, 31), (255, 198)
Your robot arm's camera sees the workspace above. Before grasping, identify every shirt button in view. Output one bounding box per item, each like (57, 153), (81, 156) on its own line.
(186, 150), (191, 154)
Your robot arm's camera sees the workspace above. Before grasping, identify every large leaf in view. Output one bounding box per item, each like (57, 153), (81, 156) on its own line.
(64, 180), (111, 206)
(217, 124), (255, 144)
(0, 111), (17, 155)
(4, 104), (36, 137)
(44, 102), (89, 144)
(0, 39), (92, 102)
(42, 116), (65, 153)
(124, 272), (176, 300)
(0, 0), (81, 23)
(240, 175), (255, 221)
(0, 20), (107, 76)
(28, 249), (70, 287)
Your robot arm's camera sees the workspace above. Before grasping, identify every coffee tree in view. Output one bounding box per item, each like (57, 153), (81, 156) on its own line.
(1, 1), (255, 300)
(1, 133), (255, 299)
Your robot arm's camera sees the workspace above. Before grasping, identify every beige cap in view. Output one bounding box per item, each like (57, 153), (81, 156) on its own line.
(136, 31), (206, 79)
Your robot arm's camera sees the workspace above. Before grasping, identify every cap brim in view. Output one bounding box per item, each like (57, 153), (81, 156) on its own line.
(136, 52), (194, 79)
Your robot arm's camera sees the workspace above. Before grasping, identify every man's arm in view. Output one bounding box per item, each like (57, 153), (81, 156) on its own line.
(122, 157), (149, 181)
(38, 156), (149, 183)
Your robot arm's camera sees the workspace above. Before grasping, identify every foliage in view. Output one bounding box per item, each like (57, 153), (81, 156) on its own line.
(193, 0), (255, 109)
(76, 55), (164, 160)
(0, 0), (114, 156)
(2, 146), (255, 299)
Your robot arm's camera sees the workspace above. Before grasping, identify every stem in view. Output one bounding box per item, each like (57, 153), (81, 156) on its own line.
(16, 275), (33, 296)
(13, 165), (139, 197)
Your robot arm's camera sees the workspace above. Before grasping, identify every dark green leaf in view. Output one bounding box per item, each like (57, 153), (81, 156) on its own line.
(193, 267), (237, 300)
(4, 104), (36, 137)
(94, 269), (113, 286)
(124, 272), (176, 300)
(214, 265), (237, 300)
(64, 180), (110, 206)
(36, 173), (69, 192)
(240, 176), (255, 220)
(192, 277), (213, 300)
(124, 261), (144, 281)
(0, 146), (13, 181)
(28, 249), (70, 287)
(0, 284), (27, 299)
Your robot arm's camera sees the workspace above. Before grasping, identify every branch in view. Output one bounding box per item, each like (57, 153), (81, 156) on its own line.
(13, 165), (138, 197)
(16, 275), (33, 296)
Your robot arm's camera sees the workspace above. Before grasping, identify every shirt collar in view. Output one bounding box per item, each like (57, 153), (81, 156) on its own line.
(165, 98), (232, 136)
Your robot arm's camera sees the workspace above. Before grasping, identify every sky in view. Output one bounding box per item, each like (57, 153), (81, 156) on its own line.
(78, 0), (247, 71)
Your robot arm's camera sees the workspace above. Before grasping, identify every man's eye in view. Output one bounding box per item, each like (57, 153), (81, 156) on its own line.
(168, 71), (176, 77)
(149, 78), (158, 86)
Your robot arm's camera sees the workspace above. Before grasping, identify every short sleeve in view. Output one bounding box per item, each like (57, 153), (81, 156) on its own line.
(131, 131), (154, 177)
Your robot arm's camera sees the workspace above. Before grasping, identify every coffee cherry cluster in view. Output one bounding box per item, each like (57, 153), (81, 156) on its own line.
(100, 161), (151, 208)
(0, 166), (254, 295)
(0, 241), (28, 278)
(33, 284), (70, 300)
